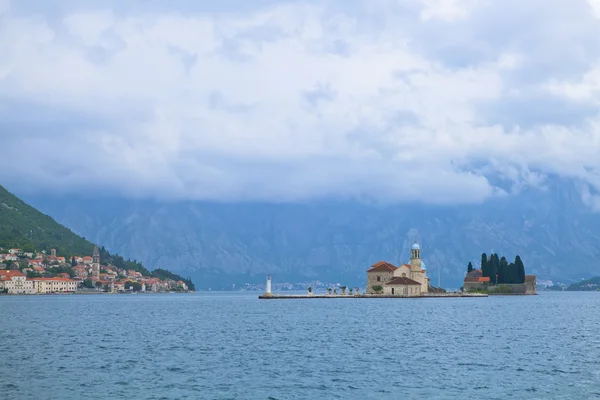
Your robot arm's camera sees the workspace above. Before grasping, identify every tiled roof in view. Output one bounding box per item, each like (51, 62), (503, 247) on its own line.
(367, 261), (398, 272)
(386, 277), (421, 286)
(31, 277), (75, 282)
(0, 270), (25, 277)
(464, 276), (490, 283)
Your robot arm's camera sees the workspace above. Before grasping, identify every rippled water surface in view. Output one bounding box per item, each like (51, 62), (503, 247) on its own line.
(1, 292), (600, 399)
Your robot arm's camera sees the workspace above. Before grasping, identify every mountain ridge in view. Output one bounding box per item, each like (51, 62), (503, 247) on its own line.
(19, 178), (600, 289)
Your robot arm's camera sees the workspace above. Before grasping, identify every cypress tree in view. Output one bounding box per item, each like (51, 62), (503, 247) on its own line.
(498, 256), (508, 284)
(488, 254), (500, 285)
(71, 256), (77, 267)
(515, 255), (525, 283)
(481, 253), (488, 277)
(467, 262), (473, 273)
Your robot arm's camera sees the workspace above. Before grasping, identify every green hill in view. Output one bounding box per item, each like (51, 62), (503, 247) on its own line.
(0, 185), (194, 290)
(566, 277), (600, 291)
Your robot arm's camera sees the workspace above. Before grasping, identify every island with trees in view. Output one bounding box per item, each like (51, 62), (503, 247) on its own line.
(463, 253), (536, 294)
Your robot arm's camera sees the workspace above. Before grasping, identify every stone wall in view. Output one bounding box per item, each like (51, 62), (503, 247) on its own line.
(464, 282), (536, 295)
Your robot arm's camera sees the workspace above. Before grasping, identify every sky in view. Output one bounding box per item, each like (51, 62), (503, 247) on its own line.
(2, 0), (600, 206)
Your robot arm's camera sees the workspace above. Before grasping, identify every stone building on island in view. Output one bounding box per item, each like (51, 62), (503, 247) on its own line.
(366, 241), (430, 295)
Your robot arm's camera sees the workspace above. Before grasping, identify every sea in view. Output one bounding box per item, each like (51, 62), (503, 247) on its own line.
(1, 291), (599, 399)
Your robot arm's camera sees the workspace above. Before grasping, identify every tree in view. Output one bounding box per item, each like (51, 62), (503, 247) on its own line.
(372, 285), (383, 294)
(125, 281), (142, 292)
(498, 257), (508, 284)
(83, 279), (94, 289)
(22, 244), (35, 253)
(27, 271), (42, 279)
(327, 288), (332, 295)
(486, 254), (499, 284)
(481, 253), (488, 277)
(71, 257), (77, 267)
(467, 262), (473, 273)
(515, 255), (525, 283)
(18, 260), (29, 270)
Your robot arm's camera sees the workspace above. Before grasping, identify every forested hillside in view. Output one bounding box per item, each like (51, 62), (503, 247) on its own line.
(0, 185), (193, 288)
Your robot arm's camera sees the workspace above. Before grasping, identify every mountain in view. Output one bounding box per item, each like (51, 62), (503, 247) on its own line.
(19, 178), (600, 290)
(0, 185), (194, 289)
(566, 276), (600, 291)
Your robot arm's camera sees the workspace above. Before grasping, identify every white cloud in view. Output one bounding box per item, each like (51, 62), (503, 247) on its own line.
(419, 0), (481, 22)
(1, 0), (600, 205)
(0, 1), (8, 17)
(589, 0), (600, 19)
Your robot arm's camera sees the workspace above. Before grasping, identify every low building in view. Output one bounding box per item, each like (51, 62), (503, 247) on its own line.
(0, 270), (35, 294)
(463, 269), (490, 291)
(384, 276), (422, 296)
(32, 278), (77, 293)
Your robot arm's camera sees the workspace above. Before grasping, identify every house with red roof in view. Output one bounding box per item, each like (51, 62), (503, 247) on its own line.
(0, 270), (35, 294)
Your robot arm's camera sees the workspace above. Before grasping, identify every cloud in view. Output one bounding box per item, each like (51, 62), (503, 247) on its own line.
(1, 0), (600, 206)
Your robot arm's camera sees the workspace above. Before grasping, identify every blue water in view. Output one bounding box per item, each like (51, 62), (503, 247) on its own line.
(1, 292), (599, 399)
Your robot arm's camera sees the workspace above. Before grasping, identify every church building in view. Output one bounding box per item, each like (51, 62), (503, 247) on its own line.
(366, 241), (430, 295)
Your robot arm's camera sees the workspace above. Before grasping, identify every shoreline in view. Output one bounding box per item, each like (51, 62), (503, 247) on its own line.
(0, 291), (193, 296)
(259, 293), (488, 299)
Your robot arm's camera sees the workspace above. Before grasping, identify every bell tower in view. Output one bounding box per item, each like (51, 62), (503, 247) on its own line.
(410, 241), (422, 271)
(92, 245), (100, 280)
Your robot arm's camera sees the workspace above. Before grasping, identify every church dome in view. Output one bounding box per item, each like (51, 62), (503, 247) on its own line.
(411, 242), (420, 250)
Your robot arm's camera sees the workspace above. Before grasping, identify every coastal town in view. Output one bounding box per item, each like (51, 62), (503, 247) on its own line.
(0, 245), (190, 295)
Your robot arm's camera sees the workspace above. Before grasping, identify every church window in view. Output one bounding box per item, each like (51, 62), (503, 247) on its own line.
(376, 276), (381, 282)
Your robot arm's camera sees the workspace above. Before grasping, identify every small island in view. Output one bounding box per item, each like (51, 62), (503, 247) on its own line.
(260, 241), (487, 299)
(462, 253), (536, 295)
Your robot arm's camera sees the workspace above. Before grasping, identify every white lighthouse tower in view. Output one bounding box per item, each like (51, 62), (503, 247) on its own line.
(264, 275), (273, 297)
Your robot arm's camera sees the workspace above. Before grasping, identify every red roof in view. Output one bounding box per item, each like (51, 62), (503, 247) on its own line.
(367, 261), (398, 273)
(386, 277), (421, 286)
(32, 277), (75, 282)
(0, 270), (24, 277)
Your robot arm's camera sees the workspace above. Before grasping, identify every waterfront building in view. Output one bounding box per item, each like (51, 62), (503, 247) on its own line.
(0, 270), (35, 294)
(31, 277), (77, 293)
(366, 241), (430, 295)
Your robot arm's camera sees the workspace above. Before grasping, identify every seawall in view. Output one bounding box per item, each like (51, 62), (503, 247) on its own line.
(259, 293), (488, 299)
